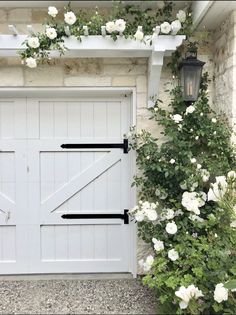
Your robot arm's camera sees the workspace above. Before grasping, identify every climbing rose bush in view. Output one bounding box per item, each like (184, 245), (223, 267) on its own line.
(19, 2), (192, 67)
(128, 73), (236, 314)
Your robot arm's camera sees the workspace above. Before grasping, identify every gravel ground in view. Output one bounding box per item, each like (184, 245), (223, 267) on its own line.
(0, 279), (157, 314)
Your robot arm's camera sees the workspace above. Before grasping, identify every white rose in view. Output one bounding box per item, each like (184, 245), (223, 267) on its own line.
(197, 164), (202, 169)
(182, 191), (206, 215)
(171, 20), (182, 35)
(186, 105), (195, 114)
(170, 158), (175, 164)
(176, 10), (186, 23)
(165, 221), (178, 234)
(227, 170), (236, 179)
(212, 118), (217, 123)
(201, 169), (210, 182)
(28, 37), (40, 48)
(135, 211), (144, 222)
(195, 136), (199, 140)
(160, 21), (171, 34)
(115, 19), (126, 33)
(105, 21), (116, 33)
(168, 249), (179, 261)
(179, 301), (188, 309)
(64, 11), (77, 25)
(214, 283), (228, 303)
(175, 286), (191, 304)
(26, 57), (37, 68)
(190, 157), (197, 163)
(134, 29), (144, 41)
(146, 255), (154, 266)
(46, 27), (57, 40)
(48, 6), (58, 18)
(171, 114), (183, 123)
(147, 209), (158, 221)
(165, 209), (175, 220)
(208, 176), (228, 202)
(152, 238), (164, 252)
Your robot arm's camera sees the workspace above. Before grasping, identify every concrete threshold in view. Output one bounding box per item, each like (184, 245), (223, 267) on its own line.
(0, 273), (134, 281)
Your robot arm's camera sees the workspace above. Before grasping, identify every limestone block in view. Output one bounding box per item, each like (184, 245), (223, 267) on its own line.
(0, 67), (24, 86)
(32, 9), (54, 23)
(7, 57), (22, 66)
(64, 59), (103, 76)
(0, 9), (7, 22)
(136, 76), (147, 93)
(64, 76), (112, 86)
(137, 93), (147, 108)
(112, 76), (136, 87)
(103, 64), (147, 76)
(8, 9), (32, 22)
(24, 65), (64, 86)
(103, 58), (136, 65)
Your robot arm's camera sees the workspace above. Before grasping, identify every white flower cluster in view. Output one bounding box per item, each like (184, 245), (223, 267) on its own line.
(207, 172), (236, 202)
(185, 105), (195, 115)
(214, 283), (228, 303)
(175, 285), (204, 309)
(159, 10), (186, 35)
(105, 19), (126, 34)
(152, 238), (164, 252)
(129, 201), (158, 222)
(182, 191), (206, 215)
(139, 255), (154, 272)
(48, 6), (58, 18)
(171, 114), (183, 124)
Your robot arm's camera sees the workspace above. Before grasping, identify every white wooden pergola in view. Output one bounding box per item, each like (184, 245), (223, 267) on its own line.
(0, 34), (185, 106)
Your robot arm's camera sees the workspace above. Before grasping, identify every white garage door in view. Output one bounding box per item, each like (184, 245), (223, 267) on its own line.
(0, 94), (133, 274)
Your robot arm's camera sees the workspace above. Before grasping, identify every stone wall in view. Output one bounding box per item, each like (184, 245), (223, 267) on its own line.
(0, 7), (214, 273)
(213, 10), (236, 139)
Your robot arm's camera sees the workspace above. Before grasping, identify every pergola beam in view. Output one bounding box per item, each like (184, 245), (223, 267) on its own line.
(0, 34), (185, 105)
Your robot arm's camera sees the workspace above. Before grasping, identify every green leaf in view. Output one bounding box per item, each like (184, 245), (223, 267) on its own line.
(224, 280), (236, 290)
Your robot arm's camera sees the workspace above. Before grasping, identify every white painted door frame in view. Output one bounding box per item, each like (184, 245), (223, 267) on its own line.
(0, 87), (137, 277)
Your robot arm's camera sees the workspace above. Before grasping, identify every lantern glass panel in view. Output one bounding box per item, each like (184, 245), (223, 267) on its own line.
(181, 65), (203, 102)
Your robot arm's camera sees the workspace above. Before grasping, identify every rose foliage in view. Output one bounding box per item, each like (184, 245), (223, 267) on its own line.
(128, 73), (236, 314)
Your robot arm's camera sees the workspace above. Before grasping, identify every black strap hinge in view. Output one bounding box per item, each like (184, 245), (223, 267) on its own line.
(61, 139), (129, 154)
(61, 209), (129, 224)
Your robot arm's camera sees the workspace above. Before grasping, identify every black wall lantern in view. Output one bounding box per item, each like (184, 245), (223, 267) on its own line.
(179, 50), (205, 103)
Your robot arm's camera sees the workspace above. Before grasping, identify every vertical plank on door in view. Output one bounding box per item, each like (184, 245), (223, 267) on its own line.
(1, 101), (14, 139)
(41, 225), (55, 261)
(27, 99), (40, 139)
(80, 225), (94, 259)
(94, 225), (107, 259)
(68, 225), (81, 259)
(107, 101), (121, 139)
(80, 102), (93, 138)
(39, 101), (54, 138)
(68, 101), (81, 139)
(54, 102), (68, 138)
(1, 226), (16, 261)
(93, 102), (107, 138)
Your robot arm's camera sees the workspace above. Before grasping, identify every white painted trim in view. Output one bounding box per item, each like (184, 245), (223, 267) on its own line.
(191, 1), (214, 29)
(0, 35), (185, 105)
(128, 87), (137, 277)
(0, 87), (135, 97)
